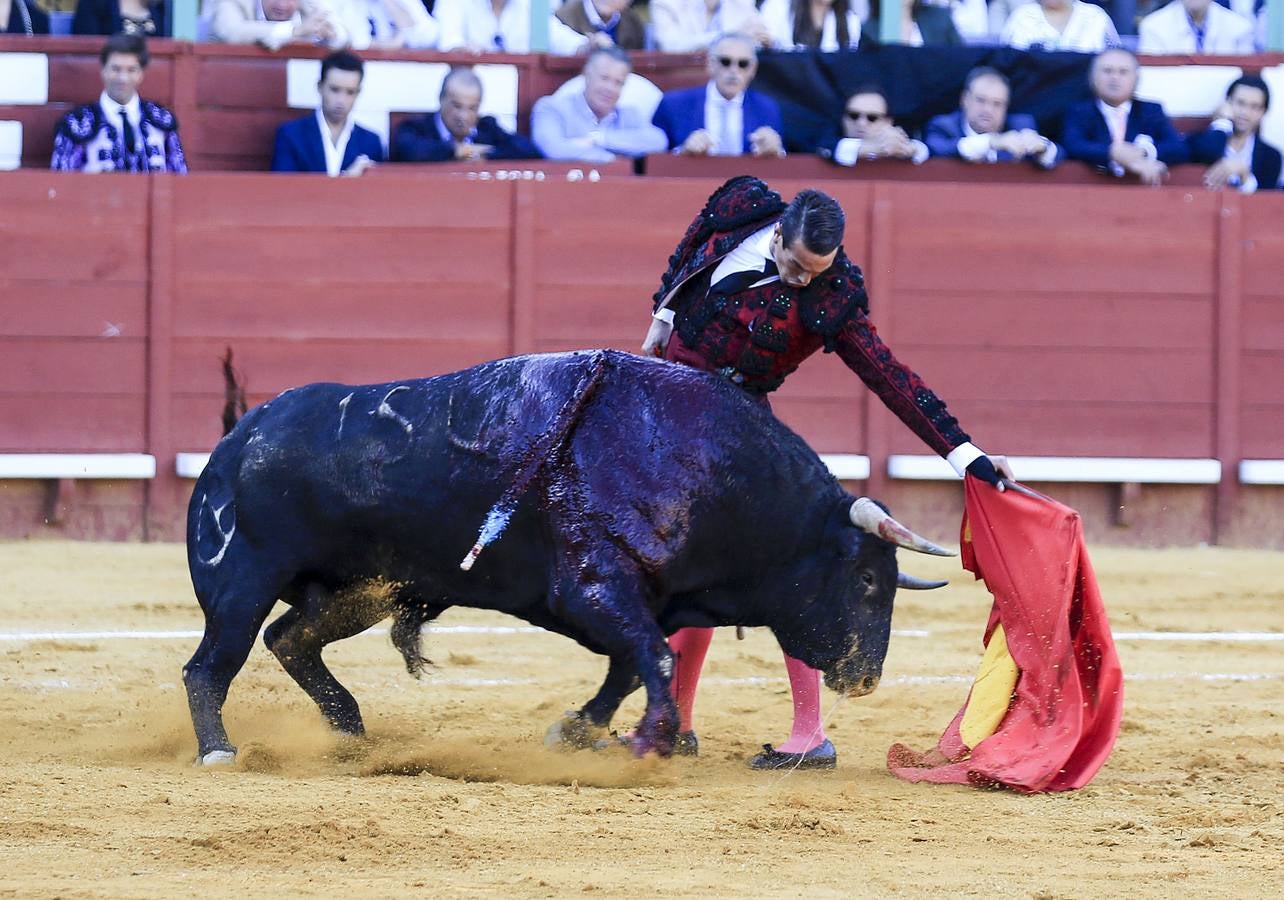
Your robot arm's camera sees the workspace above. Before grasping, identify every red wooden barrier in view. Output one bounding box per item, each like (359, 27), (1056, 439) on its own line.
(2, 169), (1283, 546)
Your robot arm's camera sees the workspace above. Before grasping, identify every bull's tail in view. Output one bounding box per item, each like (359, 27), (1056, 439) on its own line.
(460, 352), (611, 571)
(221, 347), (248, 436)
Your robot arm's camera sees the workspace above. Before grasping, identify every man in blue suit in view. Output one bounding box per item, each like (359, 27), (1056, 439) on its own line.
(271, 51), (385, 177)
(392, 67), (542, 163)
(1063, 48), (1188, 186)
(925, 68), (1061, 169)
(651, 33), (785, 158)
(1187, 75), (1281, 194)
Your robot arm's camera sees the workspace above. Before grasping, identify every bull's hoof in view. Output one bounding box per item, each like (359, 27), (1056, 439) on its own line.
(594, 729), (699, 756)
(544, 711), (604, 750)
(196, 749), (237, 767)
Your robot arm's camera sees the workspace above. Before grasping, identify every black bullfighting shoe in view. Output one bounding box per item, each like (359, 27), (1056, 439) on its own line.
(747, 739), (837, 771)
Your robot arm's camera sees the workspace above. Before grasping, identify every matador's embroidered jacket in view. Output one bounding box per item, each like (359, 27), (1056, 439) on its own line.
(51, 100), (187, 174)
(653, 175), (968, 458)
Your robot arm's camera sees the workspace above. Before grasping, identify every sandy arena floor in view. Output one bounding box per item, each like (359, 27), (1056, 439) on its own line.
(0, 540), (1281, 898)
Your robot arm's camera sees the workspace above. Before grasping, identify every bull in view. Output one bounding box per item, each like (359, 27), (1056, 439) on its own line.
(184, 350), (951, 765)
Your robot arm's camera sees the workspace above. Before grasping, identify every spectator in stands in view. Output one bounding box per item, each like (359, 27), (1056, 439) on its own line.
(531, 46), (667, 163)
(552, 0), (646, 50)
(73, 0), (168, 36)
(759, 0), (861, 50)
(2, 0), (49, 34)
(434, 0), (584, 52)
(331, 0), (439, 49)
(1000, 0), (1118, 52)
(1063, 48), (1188, 186)
(650, 0), (768, 52)
(925, 67), (1061, 169)
(818, 86), (928, 166)
(271, 51), (383, 176)
(951, 0), (990, 42)
(651, 33), (785, 157)
(51, 34), (186, 174)
(1187, 75), (1281, 193)
(393, 67), (542, 162)
(208, 0), (351, 50)
(1138, 0), (1255, 54)
(861, 0), (963, 47)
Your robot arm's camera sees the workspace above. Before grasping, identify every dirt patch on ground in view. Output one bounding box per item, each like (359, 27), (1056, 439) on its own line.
(0, 541), (1281, 897)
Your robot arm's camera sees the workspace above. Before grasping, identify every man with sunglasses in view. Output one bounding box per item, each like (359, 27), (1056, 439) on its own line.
(819, 86), (928, 166)
(639, 176), (1011, 770)
(651, 33), (785, 158)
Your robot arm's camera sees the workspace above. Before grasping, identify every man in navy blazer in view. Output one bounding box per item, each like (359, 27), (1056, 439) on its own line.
(1063, 48), (1187, 186)
(925, 67), (1061, 169)
(271, 51), (384, 177)
(651, 33), (785, 157)
(392, 67), (542, 163)
(1187, 75), (1281, 194)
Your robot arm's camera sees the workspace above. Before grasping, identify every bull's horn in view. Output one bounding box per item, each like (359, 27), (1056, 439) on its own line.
(848, 497), (956, 557)
(897, 572), (949, 590)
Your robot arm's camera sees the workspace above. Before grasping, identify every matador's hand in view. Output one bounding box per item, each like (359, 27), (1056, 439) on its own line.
(641, 317), (673, 358)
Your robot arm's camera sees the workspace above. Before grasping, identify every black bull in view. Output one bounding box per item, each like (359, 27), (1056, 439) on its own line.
(184, 350), (950, 764)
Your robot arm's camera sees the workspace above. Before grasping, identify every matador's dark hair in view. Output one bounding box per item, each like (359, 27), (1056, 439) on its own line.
(779, 190), (845, 257)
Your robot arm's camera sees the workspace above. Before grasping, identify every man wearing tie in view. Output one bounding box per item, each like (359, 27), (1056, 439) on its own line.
(51, 33), (186, 174)
(651, 33), (785, 158)
(639, 176), (1011, 770)
(1062, 48), (1188, 186)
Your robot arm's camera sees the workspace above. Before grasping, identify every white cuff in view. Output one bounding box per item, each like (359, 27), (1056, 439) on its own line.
(1134, 134), (1157, 160)
(1037, 139), (1058, 169)
(265, 20), (295, 50)
(1240, 173), (1258, 194)
(946, 442), (986, 477)
(1211, 118), (1233, 134)
(910, 139), (929, 165)
(956, 133), (992, 162)
(653, 308), (675, 325)
(833, 138), (861, 167)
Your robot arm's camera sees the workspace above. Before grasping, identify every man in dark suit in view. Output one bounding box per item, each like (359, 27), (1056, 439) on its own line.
(925, 67), (1061, 169)
(271, 51), (384, 177)
(392, 67), (542, 163)
(1187, 75), (1281, 194)
(651, 33), (785, 158)
(1063, 48), (1188, 186)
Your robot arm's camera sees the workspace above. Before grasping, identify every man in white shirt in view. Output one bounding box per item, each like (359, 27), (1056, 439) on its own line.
(1187, 75), (1282, 193)
(270, 50), (384, 176)
(207, 0), (350, 50)
(924, 67), (1060, 168)
(1138, 0), (1255, 54)
(51, 33), (187, 173)
(433, 0), (589, 52)
(820, 86), (928, 166)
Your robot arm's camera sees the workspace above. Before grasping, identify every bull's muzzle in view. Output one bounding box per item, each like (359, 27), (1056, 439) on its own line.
(824, 668), (881, 697)
(849, 498), (955, 557)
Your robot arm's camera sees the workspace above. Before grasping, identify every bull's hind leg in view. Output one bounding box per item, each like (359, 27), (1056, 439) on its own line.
(546, 655), (640, 749)
(184, 582), (281, 765)
(263, 581), (395, 736)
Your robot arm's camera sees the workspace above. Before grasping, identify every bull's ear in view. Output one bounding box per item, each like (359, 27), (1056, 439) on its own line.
(848, 497), (955, 557)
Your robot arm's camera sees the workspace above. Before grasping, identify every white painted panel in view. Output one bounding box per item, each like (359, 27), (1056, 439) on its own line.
(0, 454), (156, 479)
(1137, 65), (1242, 116)
(0, 53), (49, 104)
(285, 59), (520, 150)
(888, 455), (1222, 484)
(820, 454), (870, 481)
(0, 120), (21, 171)
(176, 452), (211, 478)
(1239, 459), (1284, 484)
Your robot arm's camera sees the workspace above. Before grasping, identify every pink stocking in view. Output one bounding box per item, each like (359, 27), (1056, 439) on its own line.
(776, 652), (827, 753)
(667, 627), (713, 733)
